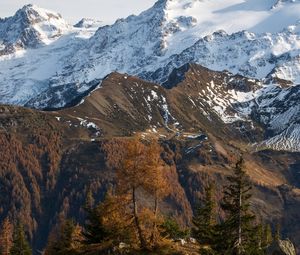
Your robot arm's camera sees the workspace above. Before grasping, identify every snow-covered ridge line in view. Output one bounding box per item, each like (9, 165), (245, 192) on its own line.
(149, 29), (300, 85)
(272, 0), (299, 9)
(229, 82), (300, 152)
(0, 0), (300, 111)
(74, 18), (103, 29)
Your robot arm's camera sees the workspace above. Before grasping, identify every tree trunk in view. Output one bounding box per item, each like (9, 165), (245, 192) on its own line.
(150, 192), (159, 246)
(153, 193), (158, 229)
(132, 187), (147, 249)
(237, 189), (242, 255)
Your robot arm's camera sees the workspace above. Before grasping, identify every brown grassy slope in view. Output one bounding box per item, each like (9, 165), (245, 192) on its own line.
(1, 65), (300, 251)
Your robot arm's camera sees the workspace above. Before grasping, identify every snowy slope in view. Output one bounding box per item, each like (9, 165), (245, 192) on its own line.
(74, 18), (102, 29)
(159, 0), (300, 54)
(0, 0), (300, 110)
(148, 29), (300, 84)
(206, 81), (300, 151)
(43, 0), (300, 92)
(0, 5), (100, 105)
(252, 84), (300, 151)
(0, 4), (69, 54)
(169, 66), (300, 151)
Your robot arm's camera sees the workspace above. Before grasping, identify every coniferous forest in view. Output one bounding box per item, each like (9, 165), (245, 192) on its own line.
(1, 0), (300, 254)
(0, 138), (294, 255)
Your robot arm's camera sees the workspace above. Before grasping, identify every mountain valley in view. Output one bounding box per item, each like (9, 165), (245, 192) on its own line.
(1, 64), (300, 251)
(1, 0), (300, 253)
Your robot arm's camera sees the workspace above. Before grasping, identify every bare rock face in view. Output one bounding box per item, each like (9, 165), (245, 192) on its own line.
(74, 18), (102, 29)
(272, 0), (298, 9)
(267, 239), (296, 255)
(1, 0), (300, 108)
(0, 4), (69, 53)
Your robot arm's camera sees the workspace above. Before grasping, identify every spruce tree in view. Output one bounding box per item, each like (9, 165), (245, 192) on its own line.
(192, 184), (216, 247)
(274, 223), (281, 241)
(261, 224), (272, 251)
(82, 203), (109, 245)
(161, 218), (189, 240)
(219, 157), (260, 255)
(45, 219), (81, 255)
(10, 222), (32, 255)
(82, 192), (131, 248)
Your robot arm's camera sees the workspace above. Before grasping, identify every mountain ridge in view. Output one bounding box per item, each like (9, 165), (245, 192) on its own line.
(1, 65), (300, 251)
(1, 0), (300, 108)
(1, 1), (300, 253)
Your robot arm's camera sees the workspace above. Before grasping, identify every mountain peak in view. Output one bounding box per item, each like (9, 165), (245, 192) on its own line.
(0, 4), (69, 53)
(1, 0), (300, 108)
(74, 18), (102, 29)
(21, 3), (34, 9)
(16, 4), (63, 24)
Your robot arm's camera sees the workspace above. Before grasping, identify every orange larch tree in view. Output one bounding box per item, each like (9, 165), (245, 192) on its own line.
(104, 137), (169, 250)
(0, 217), (13, 255)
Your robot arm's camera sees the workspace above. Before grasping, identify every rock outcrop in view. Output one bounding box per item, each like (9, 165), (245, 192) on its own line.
(267, 239), (296, 255)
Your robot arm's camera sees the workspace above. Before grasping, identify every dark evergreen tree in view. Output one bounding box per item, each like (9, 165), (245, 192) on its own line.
(192, 184), (217, 247)
(218, 157), (261, 255)
(10, 222), (32, 255)
(82, 203), (110, 245)
(85, 189), (95, 210)
(262, 224), (272, 249)
(274, 223), (281, 241)
(161, 218), (189, 240)
(45, 219), (82, 255)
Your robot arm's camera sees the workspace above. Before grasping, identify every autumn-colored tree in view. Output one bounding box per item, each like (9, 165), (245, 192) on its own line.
(0, 217), (13, 255)
(104, 138), (169, 250)
(143, 141), (169, 247)
(100, 193), (135, 245)
(114, 138), (148, 248)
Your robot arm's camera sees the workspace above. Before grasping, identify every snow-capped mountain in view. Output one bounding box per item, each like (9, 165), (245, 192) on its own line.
(147, 29), (300, 85)
(0, 5), (100, 106)
(239, 83), (300, 151)
(1, 0), (300, 107)
(1, 0), (300, 152)
(53, 0), (300, 88)
(0, 4), (69, 54)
